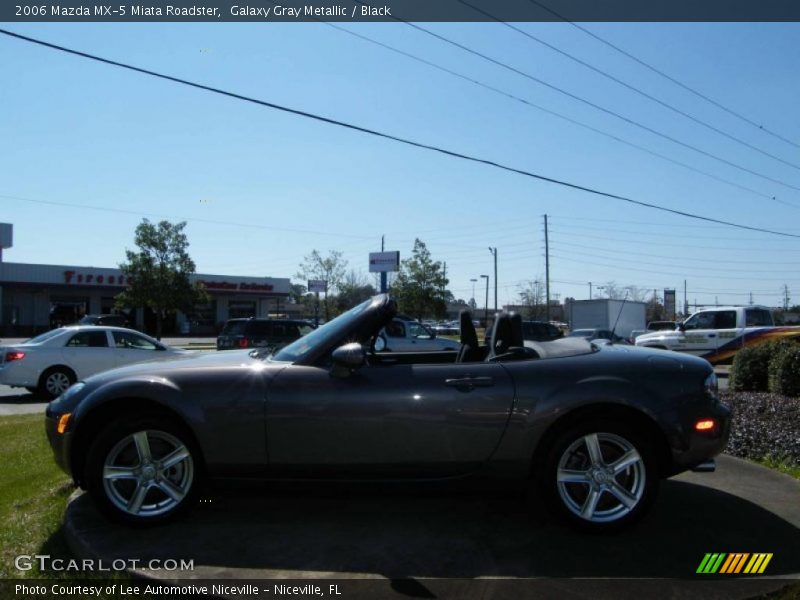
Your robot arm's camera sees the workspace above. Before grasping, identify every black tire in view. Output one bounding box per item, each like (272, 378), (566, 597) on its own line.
(37, 367), (76, 400)
(84, 414), (202, 526)
(538, 419), (659, 533)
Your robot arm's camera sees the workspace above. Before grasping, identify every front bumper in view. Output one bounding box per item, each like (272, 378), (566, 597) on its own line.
(665, 400), (732, 476)
(44, 407), (75, 480)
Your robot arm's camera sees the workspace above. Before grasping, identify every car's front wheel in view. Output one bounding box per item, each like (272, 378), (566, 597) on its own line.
(85, 416), (201, 526)
(540, 420), (658, 533)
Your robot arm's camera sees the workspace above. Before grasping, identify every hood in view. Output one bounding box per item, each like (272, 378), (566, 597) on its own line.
(81, 349), (277, 384)
(636, 330), (680, 340)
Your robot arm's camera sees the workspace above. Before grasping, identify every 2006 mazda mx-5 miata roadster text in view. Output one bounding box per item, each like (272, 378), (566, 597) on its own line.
(46, 295), (730, 532)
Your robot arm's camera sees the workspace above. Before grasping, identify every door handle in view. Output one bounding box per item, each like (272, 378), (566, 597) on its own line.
(445, 376), (494, 390)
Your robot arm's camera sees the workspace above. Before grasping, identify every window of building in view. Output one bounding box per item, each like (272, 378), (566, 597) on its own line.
(229, 301), (256, 319)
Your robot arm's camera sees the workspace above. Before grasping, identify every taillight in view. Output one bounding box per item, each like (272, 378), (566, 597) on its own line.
(237, 338), (250, 348)
(5, 351), (25, 362)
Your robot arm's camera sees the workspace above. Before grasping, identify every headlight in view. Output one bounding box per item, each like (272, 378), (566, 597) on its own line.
(704, 372), (718, 398)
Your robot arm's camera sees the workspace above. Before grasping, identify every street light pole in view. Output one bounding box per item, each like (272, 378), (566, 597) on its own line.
(589, 282), (592, 300)
(488, 247), (497, 313)
(480, 274), (489, 327)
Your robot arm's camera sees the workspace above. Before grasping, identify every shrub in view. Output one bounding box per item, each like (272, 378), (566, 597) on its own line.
(730, 343), (774, 392)
(768, 344), (800, 397)
(730, 340), (795, 392)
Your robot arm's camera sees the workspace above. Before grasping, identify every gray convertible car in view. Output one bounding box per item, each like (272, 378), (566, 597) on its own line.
(46, 295), (730, 532)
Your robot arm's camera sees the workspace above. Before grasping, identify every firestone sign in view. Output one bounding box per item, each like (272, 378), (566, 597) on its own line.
(62, 271), (275, 294)
(64, 271), (126, 286)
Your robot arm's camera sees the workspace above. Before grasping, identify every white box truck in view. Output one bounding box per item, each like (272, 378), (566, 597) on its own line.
(568, 299), (647, 340)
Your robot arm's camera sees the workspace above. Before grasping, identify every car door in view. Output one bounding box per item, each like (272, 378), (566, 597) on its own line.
(111, 330), (164, 367)
(60, 330), (116, 378)
(677, 310), (734, 357)
(265, 359), (516, 477)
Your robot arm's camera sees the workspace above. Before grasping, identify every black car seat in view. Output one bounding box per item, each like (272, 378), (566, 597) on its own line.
(488, 312), (538, 361)
(486, 313), (512, 360)
(456, 310), (482, 363)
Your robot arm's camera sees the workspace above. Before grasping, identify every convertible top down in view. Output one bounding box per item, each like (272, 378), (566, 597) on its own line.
(46, 294), (730, 532)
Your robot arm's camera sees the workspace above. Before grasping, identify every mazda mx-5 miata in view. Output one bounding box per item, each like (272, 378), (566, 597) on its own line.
(46, 295), (730, 532)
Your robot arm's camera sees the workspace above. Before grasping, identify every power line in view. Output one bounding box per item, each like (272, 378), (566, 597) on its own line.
(550, 239), (800, 265)
(0, 193), (375, 240)
(525, 0), (800, 151)
(458, 0), (800, 172)
(323, 21), (784, 204)
(551, 254), (798, 282)
(2, 28), (800, 240)
(385, 18), (800, 195)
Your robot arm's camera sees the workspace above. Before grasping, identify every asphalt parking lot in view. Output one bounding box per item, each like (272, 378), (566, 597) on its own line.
(63, 455), (799, 599)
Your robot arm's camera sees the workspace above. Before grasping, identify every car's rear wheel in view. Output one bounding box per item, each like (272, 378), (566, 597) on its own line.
(85, 416), (201, 526)
(540, 420), (658, 533)
(38, 367), (76, 400)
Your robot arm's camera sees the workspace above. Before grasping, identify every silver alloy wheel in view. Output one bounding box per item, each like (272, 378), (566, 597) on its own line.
(556, 432), (645, 524)
(102, 430), (194, 518)
(45, 371), (72, 397)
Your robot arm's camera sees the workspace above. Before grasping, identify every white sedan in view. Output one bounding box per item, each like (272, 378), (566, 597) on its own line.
(0, 326), (192, 398)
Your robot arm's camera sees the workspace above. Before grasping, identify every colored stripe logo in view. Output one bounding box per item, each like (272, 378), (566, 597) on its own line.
(697, 553), (773, 574)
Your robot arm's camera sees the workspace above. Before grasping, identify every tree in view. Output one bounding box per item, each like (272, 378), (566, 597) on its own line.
(336, 270), (376, 313)
(598, 281), (648, 302)
(391, 239), (449, 321)
(296, 250), (348, 321)
(518, 279), (546, 320)
(116, 219), (208, 340)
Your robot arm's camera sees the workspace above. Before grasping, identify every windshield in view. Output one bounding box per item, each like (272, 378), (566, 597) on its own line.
(272, 297), (374, 363)
(24, 329), (64, 345)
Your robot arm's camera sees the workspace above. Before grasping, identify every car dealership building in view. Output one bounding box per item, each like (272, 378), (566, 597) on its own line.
(0, 261), (291, 337)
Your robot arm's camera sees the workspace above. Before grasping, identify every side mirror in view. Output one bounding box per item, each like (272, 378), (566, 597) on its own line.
(678, 322), (686, 332)
(331, 342), (366, 376)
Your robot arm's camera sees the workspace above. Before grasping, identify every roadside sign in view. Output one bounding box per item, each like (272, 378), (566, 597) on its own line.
(308, 280), (327, 293)
(664, 289), (676, 320)
(369, 251), (400, 273)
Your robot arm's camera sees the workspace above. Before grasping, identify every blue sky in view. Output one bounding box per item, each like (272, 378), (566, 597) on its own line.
(2, 22), (799, 310)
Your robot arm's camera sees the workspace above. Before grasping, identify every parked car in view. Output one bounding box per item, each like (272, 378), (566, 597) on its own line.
(521, 320), (563, 342)
(628, 329), (647, 344)
(0, 326), (190, 398)
(76, 314), (129, 327)
(568, 328), (630, 344)
(216, 318), (315, 351)
(376, 318), (461, 352)
(432, 321), (460, 336)
(636, 306), (800, 363)
(46, 295), (729, 532)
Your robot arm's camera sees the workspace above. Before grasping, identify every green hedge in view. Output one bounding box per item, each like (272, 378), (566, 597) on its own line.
(768, 344), (800, 397)
(730, 340), (796, 393)
(730, 343), (773, 392)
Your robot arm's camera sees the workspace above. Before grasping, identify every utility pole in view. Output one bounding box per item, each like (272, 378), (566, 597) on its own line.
(488, 247), (497, 313)
(470, 278), (477, 306)
(481, 274), (490, 327)
(589, 282), (593, 300)
(784, 284), (791, 310)
(684, 280), (688, 316)
(544, 214), (550, 321)
(443, 262), (447, 293)
(749, 292), (754, 306)
(380, 235), (387, 294)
